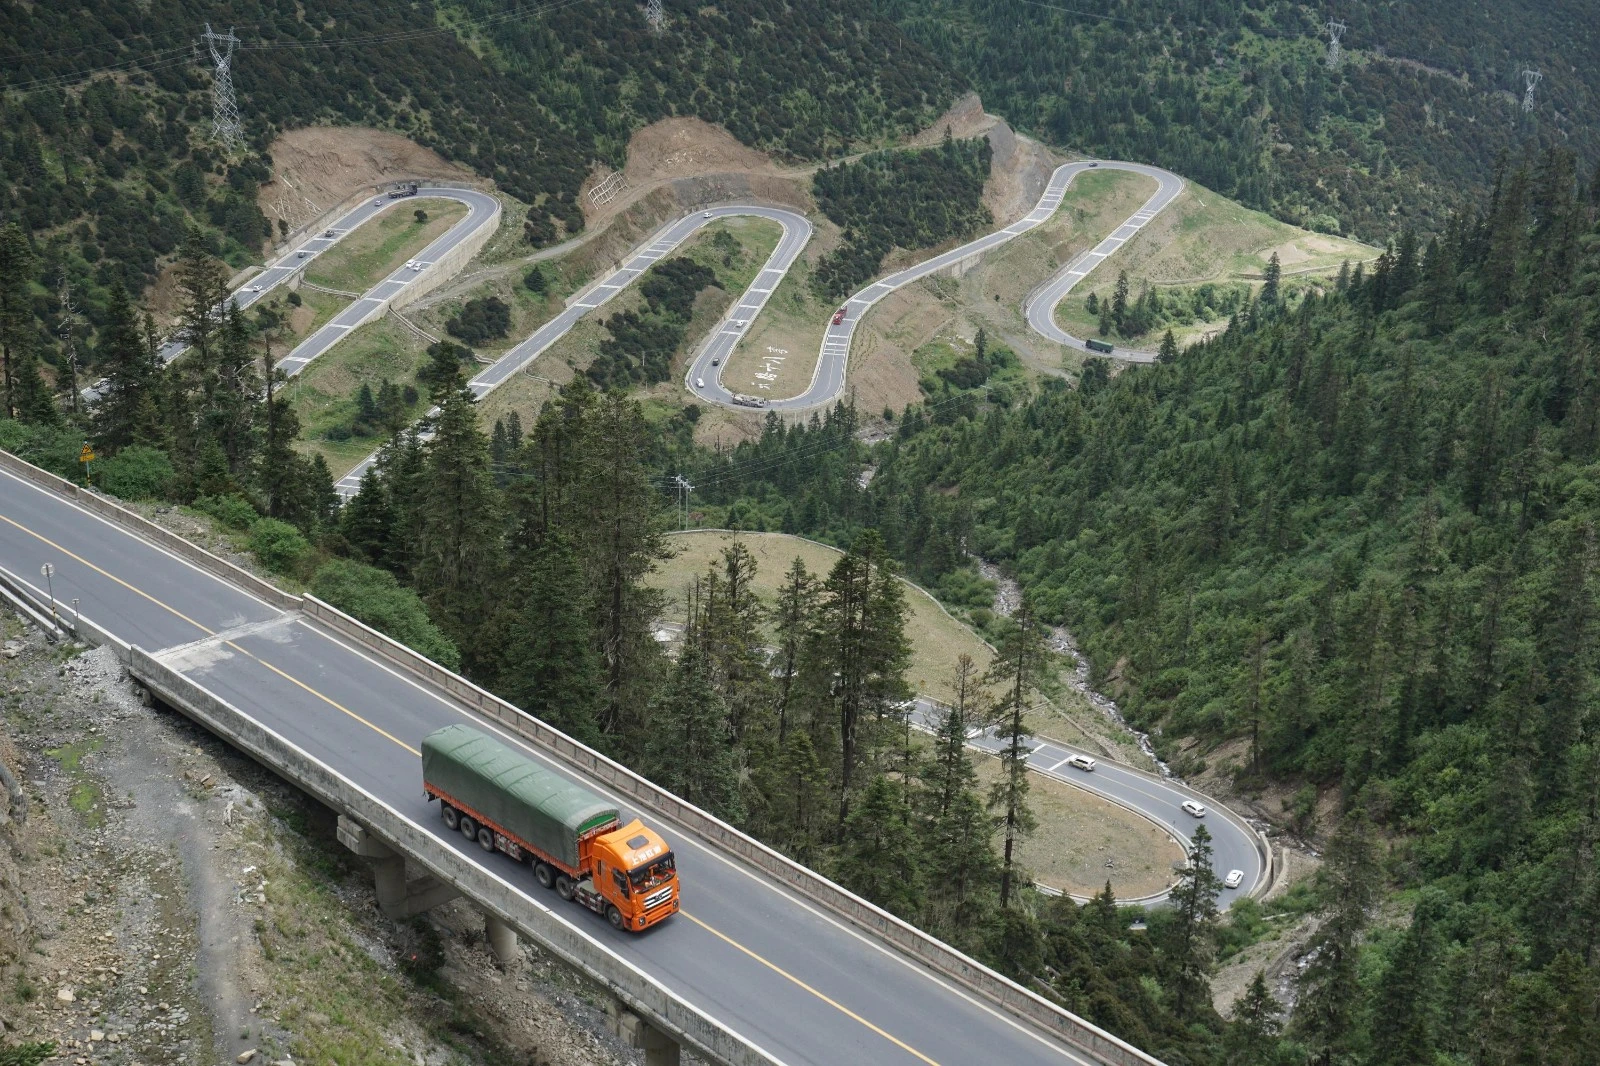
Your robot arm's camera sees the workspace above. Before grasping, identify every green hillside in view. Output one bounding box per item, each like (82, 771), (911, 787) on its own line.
(881, 0), (1599, 244)
(690, 148), (1600, 1064)
(0, 0), (956, 370)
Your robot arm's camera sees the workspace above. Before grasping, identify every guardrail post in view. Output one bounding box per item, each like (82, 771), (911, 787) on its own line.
(485, 913), (520, 969)
(608, 997), (682, 1066)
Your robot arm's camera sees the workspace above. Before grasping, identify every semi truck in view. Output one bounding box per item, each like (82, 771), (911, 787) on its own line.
(422, 724), (679, 931)
(1085, 338), (1115, 354)
(387, 181), (420, 199)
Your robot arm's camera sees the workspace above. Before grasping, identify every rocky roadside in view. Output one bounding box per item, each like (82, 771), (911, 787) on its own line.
(0, 620), (695, 1066)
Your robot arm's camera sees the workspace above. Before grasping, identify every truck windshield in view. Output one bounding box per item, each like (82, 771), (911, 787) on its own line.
(629, 853), (675, 890)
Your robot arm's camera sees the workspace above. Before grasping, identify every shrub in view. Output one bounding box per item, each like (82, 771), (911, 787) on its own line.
(445, 296), (511, 345)
(193, 494), (260, 531)
(523, 266), (547, 292)
(248, 518), (311, 574)
(94, 445), (174, 500)
(310, 559), (460, 670)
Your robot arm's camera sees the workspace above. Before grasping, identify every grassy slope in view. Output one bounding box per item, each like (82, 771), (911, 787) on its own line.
(653, 529), (1183, 897)
(304, 200), (469, 293)
(482, 217), (784, 432)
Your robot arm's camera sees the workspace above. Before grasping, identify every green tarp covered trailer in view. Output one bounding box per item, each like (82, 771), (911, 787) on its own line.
(421, 724), (618, 870)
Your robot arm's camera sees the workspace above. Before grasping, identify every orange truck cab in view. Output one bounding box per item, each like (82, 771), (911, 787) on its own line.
(574, 820), (678, 930)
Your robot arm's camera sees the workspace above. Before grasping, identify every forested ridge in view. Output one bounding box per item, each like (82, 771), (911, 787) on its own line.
(0, 0), (955, 377)
(684, 148), (1600, 1064)
(880, 0), (1599, 244)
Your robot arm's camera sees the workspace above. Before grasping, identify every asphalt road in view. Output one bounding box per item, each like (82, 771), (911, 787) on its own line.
(335, 205), (811, 496)
(275, 188), (501, 378)
(692, 160), (1183, 413)
(1023, 163), (1184, 362)
(909, 700), (1263, 908)
(0, 464), (1118, 1066)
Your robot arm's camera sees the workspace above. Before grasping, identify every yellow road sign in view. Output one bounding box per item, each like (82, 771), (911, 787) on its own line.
(79, 445), (95, 463)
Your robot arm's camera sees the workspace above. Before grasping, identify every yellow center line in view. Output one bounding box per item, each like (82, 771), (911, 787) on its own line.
(681, 912), (942, 1066)
(0, 513), (216, 634)
(3, 504), (945, 1065)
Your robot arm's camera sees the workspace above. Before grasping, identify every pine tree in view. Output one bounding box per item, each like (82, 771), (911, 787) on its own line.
(495, 532), (603, 746)
(92, 285), (160, 451)
(1260, 251), (1282, 307)
(174, 230), (230, 376)
(985, 603), (1050, 907)
(413, 386), (504, 663)
(10, 348), (59, 427)
(1225, 971), (1283, 1066)
(1367, 902), (1438, 1066)
(1112, 269), (1130, 323)
(0, 223), (34, 420)
(833, 774), (924, 920)
(1292, 808), (1379, 1066)
(1158, 329), (1179, 364)
(772, 556), (818, 744)
(341, 465), (398, 568)
(643, 641), (744, 822)
(1166, 822), (1220, 1015)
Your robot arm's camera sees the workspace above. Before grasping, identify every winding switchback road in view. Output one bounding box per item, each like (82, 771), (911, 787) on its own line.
(686, 159), (1182, 412)
(335, 205), (811, 496)
(909, 700), (1266, 907)
(1023, 163), (1183, 361)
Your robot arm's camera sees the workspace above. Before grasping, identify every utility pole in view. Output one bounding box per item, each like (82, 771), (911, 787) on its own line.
(672, 474), (694, 530)
(201, 24), (243, 150)
(1324, 20), (1347, 69)
(1522, 69), (1543, 113)
(57, 272), (80, 415)
(645, 0), (664, 33)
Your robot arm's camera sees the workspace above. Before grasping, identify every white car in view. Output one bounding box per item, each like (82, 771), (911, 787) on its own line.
(1064, 754), (1096, 772)
(1224, 869), (1245, 889)
(244, 285), (263, 293)
(374, 199), (384, 206)
(1181, 799), (1207, 818)
(703, 211), (713, 219)
(412, 262), (424, 271)
(695, 378), (705, 389)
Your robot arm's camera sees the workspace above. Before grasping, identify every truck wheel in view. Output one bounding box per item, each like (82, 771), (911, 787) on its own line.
(606, 906), (625, 931)
(441, 805), (459, 830)
(555, 875), (575, 901)
(534, 863), (555, 889)
(459, 816), (477, 842)
(476, 826), (495, 852)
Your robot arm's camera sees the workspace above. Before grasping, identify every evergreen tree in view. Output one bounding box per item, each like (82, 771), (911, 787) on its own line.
(1225, 971), (1284, 1066)
(92, 285), (160, 451)
(1158, 329), (1179, 364)
(0, 223), (34, 420)
(772, 556), (818, 744)
(1165, 822), (1221, 1016)
(1260, 251), (1282, 307)
(1293, 809), (1379, 1066)
(10, 348), (59, 427)
(1367, 901), (1438, 1066)
(174, 230), (230, 375)
(833, 774), (924, 920)
(985, 603), (1049, 907)
(643, 641), (744, 822)
(412, 386), (504, 665)
(1112, 269), (1130, 323)
(341, 465), (398, 569)
(496, 532), (604, 746)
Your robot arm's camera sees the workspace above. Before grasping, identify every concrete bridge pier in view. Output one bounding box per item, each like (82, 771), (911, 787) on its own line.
(485, 913), (520, 969)
(607, 998), (682, 1066)
(336, 814), (461, 919)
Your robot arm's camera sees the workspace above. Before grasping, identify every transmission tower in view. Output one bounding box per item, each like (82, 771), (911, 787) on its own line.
(645, 0), (664, 33)
(1324, 20), (1347, 69)
(1522, 69), (1543, 113)
(672, 474), (694, 530)
(201, 24), (243, 149)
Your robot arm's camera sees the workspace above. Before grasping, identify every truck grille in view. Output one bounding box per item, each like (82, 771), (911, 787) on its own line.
(644, 885), (674, 911)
